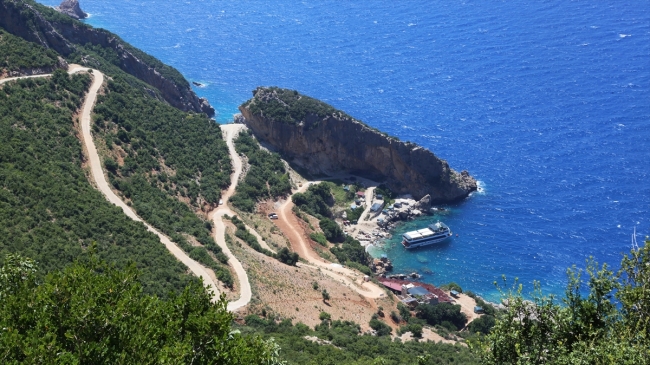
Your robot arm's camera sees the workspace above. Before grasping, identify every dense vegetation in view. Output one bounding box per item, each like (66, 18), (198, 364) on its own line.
(0, 28), (59, 72)
(0, 70), (193, 296)
(231, 130), (291, 212)
(244, 87), (349, 126)
(242, 87), (401, 142)
(292, 183), (370, 269)
(241, 314), (479, 365)
(292, 182), (335, 218)
(93, 74), (234, 287)
(318, 217), (345, 243)
(473, 240), (650, 365)
(11, 0), (191, 90)
(416, 303), (468, 331)
(2, 16), (235, 290)
(0, 254), (283, 364)
(330, 236), (371, 272)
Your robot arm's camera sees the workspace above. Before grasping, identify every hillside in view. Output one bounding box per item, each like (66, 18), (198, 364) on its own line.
(239, 87), (477, 203)
(0, 0), (214, 115)
(0, 2), (235, 294)
(0, 61), (192, 296)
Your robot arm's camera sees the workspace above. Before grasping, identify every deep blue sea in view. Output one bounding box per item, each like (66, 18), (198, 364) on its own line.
(39, 0), (650, 302)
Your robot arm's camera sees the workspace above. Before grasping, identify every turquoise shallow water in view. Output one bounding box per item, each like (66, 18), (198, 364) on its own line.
(38, 0), (650, 301)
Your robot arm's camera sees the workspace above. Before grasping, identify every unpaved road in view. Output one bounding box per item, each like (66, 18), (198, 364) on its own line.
(2, 67), (222, 298)
(2, 68), (221, 295)
(356, 186), (376, 223)
(0, 73), (55, 84)
(208, 124), (253, 311)
(1, 67), (224, 298)
(72, 66), (222, 298)
(3, 68), (382, 309)
(275, 183), (385, 299)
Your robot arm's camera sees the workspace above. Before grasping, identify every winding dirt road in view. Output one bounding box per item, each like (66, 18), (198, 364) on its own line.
(4, 67), (383, 310)
(276, 183), (385, 299)
(1, 67), (224, 299)
(208, 124), (254, 311)
(73, 67), (223, 297)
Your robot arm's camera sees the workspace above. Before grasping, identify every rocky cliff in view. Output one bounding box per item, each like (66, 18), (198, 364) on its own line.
(239, 87), (477, 203)
(0, 0), (214, 116)
(4, 57), (69, 78)
(55, 0), (87, 20)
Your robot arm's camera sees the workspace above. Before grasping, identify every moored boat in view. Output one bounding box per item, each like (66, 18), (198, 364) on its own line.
(402, 221), (452, 249)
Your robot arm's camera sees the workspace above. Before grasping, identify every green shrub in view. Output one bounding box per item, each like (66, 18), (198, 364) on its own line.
(468, 315), (496, 335)
(230, 131), (291, 212)
(292, 183), (335, 218)
(319, 218), (345, 243)
(309, 232), (328, 246)
(276, 247), (299, 266)
(0, 255), (279, 363)
(0, 29), (59, 71)
(0, 72), (193, 296)
(398, 302), (412, 320)
(416, 303), (468, 331)
(244, 87), (349, 125)
(369, 318), (392, 336)
(330, 236), (370, 267)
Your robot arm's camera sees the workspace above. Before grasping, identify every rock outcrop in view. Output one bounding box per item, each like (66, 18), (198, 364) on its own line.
(4, 56), (68, 78)
(414, 194), (432, 211)
(0, 0), (214, 116)
(55, 0), (87, 20)
(239, 87), (477, 203)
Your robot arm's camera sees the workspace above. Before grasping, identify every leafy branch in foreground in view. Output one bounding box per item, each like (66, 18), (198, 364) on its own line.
(0, 253), (285, 364)
(471, 237), (650, 365)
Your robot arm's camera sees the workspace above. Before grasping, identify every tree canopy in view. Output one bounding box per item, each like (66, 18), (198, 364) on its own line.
(0, 28), (59, 72)
(472, 239), (650, 365)
(0, 254), (284, 364)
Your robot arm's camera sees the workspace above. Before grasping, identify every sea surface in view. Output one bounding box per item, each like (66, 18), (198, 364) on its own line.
(39, 0), (650, 302)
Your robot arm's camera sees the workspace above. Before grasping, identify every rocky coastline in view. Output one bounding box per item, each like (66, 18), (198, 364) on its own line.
(0, 0), (214, 116)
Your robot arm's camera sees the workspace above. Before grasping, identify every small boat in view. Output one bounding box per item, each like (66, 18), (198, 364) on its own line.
(402, 221), (452, 249)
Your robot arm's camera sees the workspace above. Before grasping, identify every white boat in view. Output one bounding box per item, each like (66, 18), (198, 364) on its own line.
(401, 221), (452, 249)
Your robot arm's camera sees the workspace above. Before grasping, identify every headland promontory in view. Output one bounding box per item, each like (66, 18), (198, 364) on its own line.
(238, 86), (477, 203)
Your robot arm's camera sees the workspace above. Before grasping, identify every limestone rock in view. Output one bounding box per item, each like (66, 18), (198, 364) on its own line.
(414, 194), (432, 211)
(239, 87), (478, 203)
(56, 0), (87, 20)
(233, 113), (246, 124)
(199, 97), (215, 116)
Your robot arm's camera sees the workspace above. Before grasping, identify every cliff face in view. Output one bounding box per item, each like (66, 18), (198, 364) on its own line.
(239, 87), (477, 203)
(0, 0), (214, 116)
